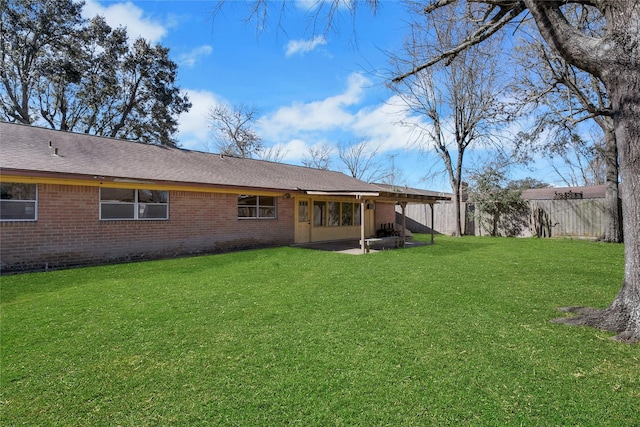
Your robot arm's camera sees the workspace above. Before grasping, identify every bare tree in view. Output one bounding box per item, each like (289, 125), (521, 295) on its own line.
(545, 132), (606, 187)
(302, 144), (332, 169)
(338, 139), (387, 182)
(512, 13), (621, 242)
(378, 152), (407, 187)
(258, 145), (288, 163)
(389, 15), (507, 236)
(208, 104), (262, 158)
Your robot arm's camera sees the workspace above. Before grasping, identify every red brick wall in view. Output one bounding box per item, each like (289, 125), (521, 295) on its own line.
(0, 184), (294, 272)
(375, 202), (397, 229)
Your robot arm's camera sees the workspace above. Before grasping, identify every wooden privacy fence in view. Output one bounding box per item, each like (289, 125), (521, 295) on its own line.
(398, 199), (605, 238)
(528, 199), (604, 238)
(396, 202), (475, 236)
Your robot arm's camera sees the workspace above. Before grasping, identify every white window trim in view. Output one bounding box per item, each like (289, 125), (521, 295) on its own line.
(0, 183), (38, 222)
(238, 195), (277, 220)
(100, 188), (169, 221)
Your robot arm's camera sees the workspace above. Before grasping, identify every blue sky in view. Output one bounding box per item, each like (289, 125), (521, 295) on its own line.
(80, 0), (570, 191)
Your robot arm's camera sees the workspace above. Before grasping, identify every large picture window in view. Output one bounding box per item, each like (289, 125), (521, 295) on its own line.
(312, 201), (361, 227)
(100, 188), (168, 220)
(238, 195), (276, 219)
(1, 183), (37, 221)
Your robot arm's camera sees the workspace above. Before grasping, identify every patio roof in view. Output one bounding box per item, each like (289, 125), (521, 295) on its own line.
(371, 183), (451, 204)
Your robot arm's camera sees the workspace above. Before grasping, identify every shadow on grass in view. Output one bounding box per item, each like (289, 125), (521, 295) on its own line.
(0, 247), (279, 303)
(416, 236), (493, 257)
(1, 269), (85, 303)
(1, 237), (487, 303)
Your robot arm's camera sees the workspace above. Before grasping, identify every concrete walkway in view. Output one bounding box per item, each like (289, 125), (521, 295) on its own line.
(293, 239), (429, 255)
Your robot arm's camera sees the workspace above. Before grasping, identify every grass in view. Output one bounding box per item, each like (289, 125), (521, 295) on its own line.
(1, 236), (638, 426)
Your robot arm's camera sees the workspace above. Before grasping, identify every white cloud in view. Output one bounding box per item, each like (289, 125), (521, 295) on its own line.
(351, 95), (426, 152)
(82, 0), (167, 44)
(177, 89), (222, 151)
(257, 73), (423, 165)
(285, 36), (327, 56)
(173, 74), (436, 183)
(271, 139), (310, 162)
(178, 45), (213, 68)
(177, 77), (441, 190)
(259, 72), (369, 140)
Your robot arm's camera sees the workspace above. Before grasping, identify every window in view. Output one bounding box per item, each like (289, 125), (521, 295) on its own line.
(341, 202), (353, 226)
(1, 183), (37, 221)
(100, 188), (168, 220)
(311, 201), (361, 227)
(354, 203), (362, 226)
(313, 201), (326, 226)
(238, 195), (276, 219)
(298, 201), (309, 222)
(328, 202), (340, 226)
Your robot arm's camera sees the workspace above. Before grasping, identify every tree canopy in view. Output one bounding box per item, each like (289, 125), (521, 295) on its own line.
(1, 0), (191, 146)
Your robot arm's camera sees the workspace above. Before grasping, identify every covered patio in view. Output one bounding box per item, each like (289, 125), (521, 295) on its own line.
(372, 184), (450, 249)
(296, 184), (450, 254)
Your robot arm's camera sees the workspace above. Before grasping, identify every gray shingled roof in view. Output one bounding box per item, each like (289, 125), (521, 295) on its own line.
(0, 122), (379, 193)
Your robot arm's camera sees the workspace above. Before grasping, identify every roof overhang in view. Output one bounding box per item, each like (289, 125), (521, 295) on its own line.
(304, 190), (379, 198)
(370, 184), (451, 204)
(0, 168), (303, 197)
(302, 189), (449, 204)
(375, 192), (450, 204)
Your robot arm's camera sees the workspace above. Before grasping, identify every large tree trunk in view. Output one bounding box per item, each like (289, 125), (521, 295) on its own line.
(558, 75), (640, 342)
(600, 125), (623, 243)
(450, 179), (462, 237)
(526, 0), (640, 342)
(603, 68), (640, 341)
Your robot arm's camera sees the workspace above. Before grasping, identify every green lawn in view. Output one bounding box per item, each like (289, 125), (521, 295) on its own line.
(1, 236), (638, 426)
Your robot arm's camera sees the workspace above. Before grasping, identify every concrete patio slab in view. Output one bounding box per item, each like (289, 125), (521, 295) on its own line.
(293, 239), (429, 255)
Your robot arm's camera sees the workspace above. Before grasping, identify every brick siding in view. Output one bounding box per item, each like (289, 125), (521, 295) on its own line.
(0, 184), (294, 272)
(375, 202), (397, 229)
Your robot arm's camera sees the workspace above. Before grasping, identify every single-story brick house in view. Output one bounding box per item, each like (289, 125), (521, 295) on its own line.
(0, 122), (447, 272)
